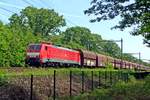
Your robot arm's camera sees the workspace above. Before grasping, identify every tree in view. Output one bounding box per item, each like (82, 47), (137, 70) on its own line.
(8, 29), (42, 67)
(102, 42), (121, 58)
(9, 6), (66, 36)
(0, 20), (42, 67)
(84, 0), (150, 46)
(0, 23), (12, 67)
(61, 26), (92, 49)
(90, 34), (108, 53)
(123, 53), (138, 62)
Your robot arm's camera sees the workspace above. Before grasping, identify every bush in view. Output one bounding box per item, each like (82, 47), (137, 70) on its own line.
(0, 75), (8, 86)
(106, 63), (114, 71)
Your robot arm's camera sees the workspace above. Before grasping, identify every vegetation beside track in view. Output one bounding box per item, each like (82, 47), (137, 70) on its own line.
(0, 67), (134, 76)
(61, 75), (150, 100)
(0, 67), (148, 100)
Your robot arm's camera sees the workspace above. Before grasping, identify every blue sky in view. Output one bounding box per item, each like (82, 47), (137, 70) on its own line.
(0, 0), (149, 62)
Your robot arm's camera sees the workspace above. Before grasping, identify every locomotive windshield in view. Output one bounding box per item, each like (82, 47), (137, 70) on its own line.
(28, 44), (41, 51)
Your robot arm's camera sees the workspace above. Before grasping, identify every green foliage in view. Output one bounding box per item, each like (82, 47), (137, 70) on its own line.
(144, 75), (150, 93)
(106, 63), (114, 70)
(102, 42), (121, 57)
(9, 6), (66, 36)
(61, 26), (92, 49)
(0, 75), (8, 86)
(0, 68), (113, 76)
(90, 88), (110, 99)
(85, 0), (150, 46)
(0, 24), (12, 67)
(0, 22), (42, 67)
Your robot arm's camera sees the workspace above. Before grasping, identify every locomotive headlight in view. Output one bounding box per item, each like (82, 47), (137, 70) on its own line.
(27, 52), (40, 58)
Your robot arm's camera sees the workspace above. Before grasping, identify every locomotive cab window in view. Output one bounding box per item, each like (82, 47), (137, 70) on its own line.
(28, 44), (41, 51)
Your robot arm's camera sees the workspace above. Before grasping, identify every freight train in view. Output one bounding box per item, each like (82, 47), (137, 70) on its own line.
(26, 42), (149, 71)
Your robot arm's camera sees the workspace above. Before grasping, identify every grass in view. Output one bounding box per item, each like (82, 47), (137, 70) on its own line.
(0, 67), (132, 76)
(0, 62), (136, 76)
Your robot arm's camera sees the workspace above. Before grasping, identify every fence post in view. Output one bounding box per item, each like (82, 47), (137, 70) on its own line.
(70, 70), (72, 97)
(126, 72), (129, 83)
(123, 72), (126, 82)
(91, 71), (94, 91)
(30, 74), (33, 100)
(53, 70), (56, 100)
(121, 71), (123, 81)
(118, 70), (120, 81)
(104, 71), (107, 88)
(114, 71), (117, 83)
(81, 71), (84, 93)
(110, 71), (112, 86)
(125, 72), (127, 82)
(99, 71), (101, 88)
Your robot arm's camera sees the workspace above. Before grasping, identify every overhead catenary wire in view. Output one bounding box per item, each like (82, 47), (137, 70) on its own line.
(0, 0), (80, 27)
(34, 0), (78, 27)
(22, 0), (34, 6)
(26, 0), (44, 8)
(0, 6), (16, 13)
(0, 13), (8, 17)
(0, 0), (35, 16)
(32, 0), (79, 27)
(0, 1), (23, 9)
(65, 19), (78, 27)
(0, 1), (23, 16)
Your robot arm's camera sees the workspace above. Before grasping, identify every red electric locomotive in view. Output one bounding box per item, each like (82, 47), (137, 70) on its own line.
(26, 42), (81, 66)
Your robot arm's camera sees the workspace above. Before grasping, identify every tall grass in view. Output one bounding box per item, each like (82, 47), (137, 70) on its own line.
(0, 67), (120, 76)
